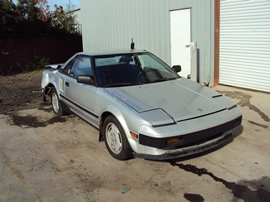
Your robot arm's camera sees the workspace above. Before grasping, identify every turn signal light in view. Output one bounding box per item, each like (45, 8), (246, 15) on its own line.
(130, 132), (138, 139)
(167, 138), (180, 144)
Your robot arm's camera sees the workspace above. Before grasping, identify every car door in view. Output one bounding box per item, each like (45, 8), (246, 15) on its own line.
(60, 55), (99, 127)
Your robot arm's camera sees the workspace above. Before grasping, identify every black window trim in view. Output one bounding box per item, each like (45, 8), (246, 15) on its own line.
(59, 54), (99, 87)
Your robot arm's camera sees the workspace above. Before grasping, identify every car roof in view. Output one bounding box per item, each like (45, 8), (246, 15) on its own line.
(77, 49), (148, 56)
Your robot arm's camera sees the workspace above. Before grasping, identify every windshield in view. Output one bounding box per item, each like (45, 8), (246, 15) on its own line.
(94, 52), (180, 87)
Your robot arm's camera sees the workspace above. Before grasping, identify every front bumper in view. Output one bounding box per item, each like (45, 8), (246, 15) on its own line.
(139, 115), (242, 149)
(133, 131), (232, 160)
(133, 114), (242, 160)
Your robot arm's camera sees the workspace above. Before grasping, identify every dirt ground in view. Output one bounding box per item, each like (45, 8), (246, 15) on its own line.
(0, 71), (43, 114)
(0, 72), (270, 201)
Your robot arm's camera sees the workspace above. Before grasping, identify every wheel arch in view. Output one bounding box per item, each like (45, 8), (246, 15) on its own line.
(42, 83), (56, 103)
(42, 72), (58, 97)
(45, 83), (56, 95)
(99, 106), (134, 148)
(99, 111), (112, 141)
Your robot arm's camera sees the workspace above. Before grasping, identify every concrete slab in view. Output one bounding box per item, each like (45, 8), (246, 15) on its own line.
(0, 85), (269, 201)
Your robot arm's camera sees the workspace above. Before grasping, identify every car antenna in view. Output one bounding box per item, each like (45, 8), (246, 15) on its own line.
(131, 38), (135, 50)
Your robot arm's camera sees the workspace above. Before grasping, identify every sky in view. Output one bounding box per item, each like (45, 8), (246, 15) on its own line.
(13, 0), (80, 10)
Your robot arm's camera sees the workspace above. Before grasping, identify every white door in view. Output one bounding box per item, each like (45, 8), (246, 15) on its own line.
(170, 9), (191, 78)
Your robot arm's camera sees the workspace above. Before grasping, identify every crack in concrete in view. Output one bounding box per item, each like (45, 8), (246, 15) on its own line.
(248, 120), (268, 129)
(170, 161), (270, 202)
(219, 91), (270, 122)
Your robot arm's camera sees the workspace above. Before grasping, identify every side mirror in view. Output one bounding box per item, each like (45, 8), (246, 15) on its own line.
(172, 65), (181, 73)
(77, 75), (94, 85)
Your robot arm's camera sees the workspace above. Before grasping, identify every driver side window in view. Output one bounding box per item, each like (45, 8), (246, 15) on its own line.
(63, 55), (92, 79)
(62, 57), (76, 75)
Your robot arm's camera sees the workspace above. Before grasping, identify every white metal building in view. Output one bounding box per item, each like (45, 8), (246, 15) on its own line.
(219, 0), (270, 92)
(81, 0), (270, 92)
(81, 0), (215, 86)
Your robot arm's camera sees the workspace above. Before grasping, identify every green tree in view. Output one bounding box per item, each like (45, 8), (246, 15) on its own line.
(51, 4), (76, 34)
(16, 0), (39, 22)
(0, 0), (76, 38)
(14, 0), (44, 37)
(0, 0), (17, 37)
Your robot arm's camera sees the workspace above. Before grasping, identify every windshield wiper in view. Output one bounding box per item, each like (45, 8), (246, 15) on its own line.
(146, 77), (176, 83)
(103, 82), (144, 87)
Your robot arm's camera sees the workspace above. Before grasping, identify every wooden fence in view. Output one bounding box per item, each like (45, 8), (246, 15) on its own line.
(0, 36), (82, 75)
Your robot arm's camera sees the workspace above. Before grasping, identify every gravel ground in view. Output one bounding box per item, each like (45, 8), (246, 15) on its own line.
(0, 71), (43, 114)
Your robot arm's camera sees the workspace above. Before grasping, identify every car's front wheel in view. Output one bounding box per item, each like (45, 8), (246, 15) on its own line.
(51, 89), (67, 117)
(103, 115), (132, 160)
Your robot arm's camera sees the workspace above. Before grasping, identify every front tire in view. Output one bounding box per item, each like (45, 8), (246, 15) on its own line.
(51, 89), (67, 117)
(103, 115), (132, 160)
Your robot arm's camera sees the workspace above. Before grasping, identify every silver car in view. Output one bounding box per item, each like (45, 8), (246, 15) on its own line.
(41, 49), (242, 160)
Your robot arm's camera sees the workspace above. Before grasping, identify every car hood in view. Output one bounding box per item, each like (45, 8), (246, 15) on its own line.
(105, 78), (235, 125)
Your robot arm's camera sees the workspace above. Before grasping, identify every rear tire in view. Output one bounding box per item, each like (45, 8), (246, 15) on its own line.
(103, 115), (133, 160)
(51, 88), (67, 117)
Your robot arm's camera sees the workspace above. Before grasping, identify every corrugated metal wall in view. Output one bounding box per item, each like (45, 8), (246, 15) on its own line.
(81, 0), (215, 86)
(219, 0), (270, 92)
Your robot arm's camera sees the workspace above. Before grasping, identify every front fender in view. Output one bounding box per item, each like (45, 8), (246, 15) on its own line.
(100, 105), (130, 136)
(41, 70), (52, 89)
(41, 70), (58, 93)
(99, 105), (145, 154)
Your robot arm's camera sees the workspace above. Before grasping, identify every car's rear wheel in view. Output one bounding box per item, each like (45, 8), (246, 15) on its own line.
(103, 115), (132, 160)
(51, 88), (67, 117)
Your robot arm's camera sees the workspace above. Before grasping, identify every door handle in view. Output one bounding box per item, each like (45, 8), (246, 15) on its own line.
(185, 44), (190, 48)
(65, 82), (69, 87)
